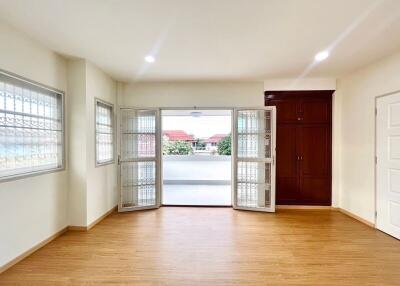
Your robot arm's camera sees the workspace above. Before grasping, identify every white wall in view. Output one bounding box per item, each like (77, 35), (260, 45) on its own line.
(67, 59), (87, 226)
(336, 50), (400, 223)
(264, 78), (336, 91)
(0, 22), (118, 268)
(85, 62), (118, 225)
(67, 60), (118, 227)
(118, 81), (343, 207)
(163, 155), (231, 182)
(0, 21), (68, 267)
(118, 81), (264, 107)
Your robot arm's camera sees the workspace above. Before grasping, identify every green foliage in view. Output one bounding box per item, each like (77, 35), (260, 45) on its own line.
(217, 134), (231, 155)
(195, 139), (206, 150)
(163, 140), (193, 155)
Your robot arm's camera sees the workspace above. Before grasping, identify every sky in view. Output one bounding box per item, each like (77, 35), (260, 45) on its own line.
(162, 116), (231, 138)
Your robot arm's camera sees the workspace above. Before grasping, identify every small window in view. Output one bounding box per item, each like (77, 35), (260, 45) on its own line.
(95, 99), (114, 165)
(0, 70), (64, 181)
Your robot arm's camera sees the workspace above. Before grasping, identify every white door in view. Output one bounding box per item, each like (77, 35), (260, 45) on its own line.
(233, 107), (276, 212)
(377, 92), (400, 239)
(118, 108), (161, 212)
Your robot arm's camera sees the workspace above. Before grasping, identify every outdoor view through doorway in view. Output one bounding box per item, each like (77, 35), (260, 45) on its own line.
(162, 110), (232, 205)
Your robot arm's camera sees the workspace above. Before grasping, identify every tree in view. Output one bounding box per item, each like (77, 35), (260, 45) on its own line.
(217, 134), (231, 155)
(163, 140), (193, 155)
(194, 139), (206, 150)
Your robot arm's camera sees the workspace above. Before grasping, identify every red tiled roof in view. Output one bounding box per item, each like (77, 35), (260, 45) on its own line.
(204, 134), (228, 143)
(163, 130), (195, 141)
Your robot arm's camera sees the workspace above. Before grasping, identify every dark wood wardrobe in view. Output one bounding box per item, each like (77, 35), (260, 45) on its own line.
(265, 90), (334, 205)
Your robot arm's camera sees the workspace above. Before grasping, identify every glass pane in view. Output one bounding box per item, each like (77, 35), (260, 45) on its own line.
(121, 109), (156, 159)
(0, 72), (63, 179)
(96, 101), (114, 163)
(122, 133), (156, 159)
(238, 134), (271, 158)
(121, 109), (156, 134)
(121, 161), (156, 208)
(237, 110), (271, 158)
(236, 161), (271, 208)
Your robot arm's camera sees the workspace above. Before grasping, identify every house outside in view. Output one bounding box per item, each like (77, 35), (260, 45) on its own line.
(163, 130), (195, 146)
(163, 131), (229, 155)
(204, 134), (228, 152)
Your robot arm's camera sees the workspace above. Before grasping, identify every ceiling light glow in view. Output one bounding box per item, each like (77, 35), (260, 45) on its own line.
(144, 55), (155, 63)
(314, 51), (329, 62)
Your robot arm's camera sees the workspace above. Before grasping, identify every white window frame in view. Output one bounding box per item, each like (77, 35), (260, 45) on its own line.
(0, 69), (65, 182)
(95, 98), (115, 166)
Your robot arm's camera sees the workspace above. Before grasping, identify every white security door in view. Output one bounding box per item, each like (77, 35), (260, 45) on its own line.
(377, 92), (400, 239)
(118, 108), (161, 212)
(233, 107), (276, 212)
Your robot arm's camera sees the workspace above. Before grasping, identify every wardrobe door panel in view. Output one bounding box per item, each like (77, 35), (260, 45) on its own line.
(276, 124), (298, 204)
(301, 178), (331, 205)
(265, 91), (333, 206)
(300, 126), (329, 176)
(298, 125), (331, 205)
(267, 99), (299, 123)
(300, 99), (331, 124)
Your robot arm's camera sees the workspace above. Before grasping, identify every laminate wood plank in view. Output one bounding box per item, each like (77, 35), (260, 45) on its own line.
(0, 208), (399, 285)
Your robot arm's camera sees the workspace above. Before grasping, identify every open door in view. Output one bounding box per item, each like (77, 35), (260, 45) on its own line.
(233, 107), (276, 212)
(118, 108), (161, 212)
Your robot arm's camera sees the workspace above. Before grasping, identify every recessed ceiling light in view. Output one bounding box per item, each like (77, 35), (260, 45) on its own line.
(314, 51), (329, 62)
(144, 55), (155, 63)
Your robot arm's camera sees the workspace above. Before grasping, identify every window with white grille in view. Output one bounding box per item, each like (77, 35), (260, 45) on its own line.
(95, 99), (114, 165)
(0, 70), (64, 181)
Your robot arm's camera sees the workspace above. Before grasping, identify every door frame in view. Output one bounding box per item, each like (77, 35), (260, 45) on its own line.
(375, 90), (400, 229)
(118, 106), (236, 208)
(159, 107), (235, 206)
(118, 106), (277, 211)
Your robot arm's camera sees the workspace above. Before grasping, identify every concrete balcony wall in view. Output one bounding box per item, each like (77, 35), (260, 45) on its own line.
(162, 155), (231, 184)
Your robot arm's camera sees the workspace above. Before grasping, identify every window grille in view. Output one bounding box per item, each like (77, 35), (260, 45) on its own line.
(236, 110), (272, 208)
(95, 99), (114, 165)
(0, 70), (64, 180)
(120, 109), (158, 209)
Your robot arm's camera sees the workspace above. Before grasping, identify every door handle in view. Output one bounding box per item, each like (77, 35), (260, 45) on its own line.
(300, 156), (303, 161)
(297, 156), (300, 161)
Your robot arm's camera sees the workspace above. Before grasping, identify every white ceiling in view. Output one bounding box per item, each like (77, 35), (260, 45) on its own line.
(0, 0), (400, 82)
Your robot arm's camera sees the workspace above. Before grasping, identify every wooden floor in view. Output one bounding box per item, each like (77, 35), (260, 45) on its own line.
(1, 208), (399, 285)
